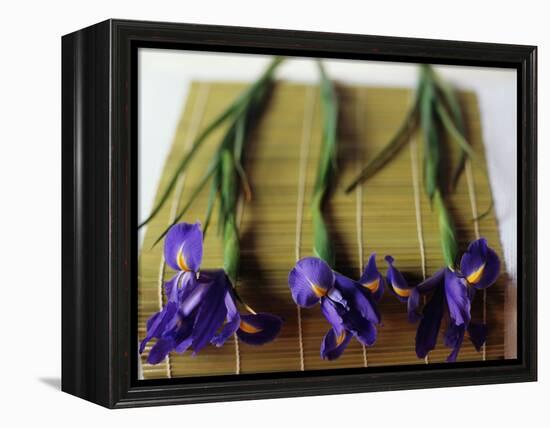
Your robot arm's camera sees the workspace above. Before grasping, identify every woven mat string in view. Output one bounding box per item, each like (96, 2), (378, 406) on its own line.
(355, 90), (368, 368)
(233, 198), (246, 374)
(294, 86), (316, 371)
(356, 175), (368, 368)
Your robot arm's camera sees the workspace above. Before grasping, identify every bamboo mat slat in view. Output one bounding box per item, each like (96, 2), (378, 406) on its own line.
(138, 81), (510, 379)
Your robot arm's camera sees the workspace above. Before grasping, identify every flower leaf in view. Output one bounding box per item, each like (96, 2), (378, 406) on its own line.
(202, 169), (220, 239)
(345, 69), (425, 194)
(432, 69), (468, 190)
(314, 61), (338, 198)
(151, 158), (219, 247)
(139, 103), (239, 229)
(139, 57), (283, 229)
(435, 101), (474, 158)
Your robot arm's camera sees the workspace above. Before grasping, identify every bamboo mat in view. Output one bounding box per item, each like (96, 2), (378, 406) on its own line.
(138, 81), (511, 379)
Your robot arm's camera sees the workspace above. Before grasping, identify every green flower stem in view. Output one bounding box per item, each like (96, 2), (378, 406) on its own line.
(420, 66), (458, 267)
(215, 58), (283, 283)
(312, 193), (334, 267)
(220, 149), (240, 283)
(433, 189), (458, 267)
(311, 61), (338, 267)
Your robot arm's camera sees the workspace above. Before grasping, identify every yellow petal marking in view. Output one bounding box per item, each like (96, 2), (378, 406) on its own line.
(363, 278), (380, 293)
(177, 247), (191, 272)
(467, 263), (486, 285)
(393, 284), (411, 297)
(335, 331), (346, 346)
(307, 278), (328, 297)
(311, 283), (328, 297)
(240, 321), (262, 334)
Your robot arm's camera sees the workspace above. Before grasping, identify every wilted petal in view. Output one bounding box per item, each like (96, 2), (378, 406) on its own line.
(320, 328), (352, 360)
(385, 256), (413, 302)
(444, 323), (465, 362)
(164, 222), (203, 272)
(211, 289), (241, 347)
(191, 270), (228, 354)
(468, 322), (488, 352)
(359, 253), (385, 302)
(288, 257), (335, 307)
(416, 286), (445, 359)
(460, 238), (500, 289)
(444, 269), (471, 326)
(139, 302), (178, 354)
(237, 313), (283, 345)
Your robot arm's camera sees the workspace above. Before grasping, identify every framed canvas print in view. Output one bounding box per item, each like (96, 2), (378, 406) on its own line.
(61, 19), (537, 408)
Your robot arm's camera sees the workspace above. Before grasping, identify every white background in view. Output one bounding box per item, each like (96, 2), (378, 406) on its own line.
(0, 0), (546, 426)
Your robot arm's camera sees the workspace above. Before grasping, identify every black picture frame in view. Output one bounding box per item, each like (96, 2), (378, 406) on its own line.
(61, 19), (537, 408)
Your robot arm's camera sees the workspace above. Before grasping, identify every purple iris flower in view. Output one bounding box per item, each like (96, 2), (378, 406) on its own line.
(288, 255), (382, 360)
(140, 222), (283, 364)
(385, 238), (500, 362)
(163, 222), (203, 302)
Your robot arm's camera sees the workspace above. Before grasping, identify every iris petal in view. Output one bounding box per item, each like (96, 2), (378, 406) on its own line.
(468, 322), (488, 352)
(147, 337), (175, 364)
(385, 256), (412, 302)
(288, 257), (335, 307)
(334, 272), (380, 324)
(347, 313), (377, 346)
(444, 323), (465, 362)
(164, 271), (196, 303)
(164, 272), (182, 302)
(460, 238), (487, 278)
(164, 222), (203, 272)
(444, 269), (471, 326)
(237, 313), (283, 345)
(408, 269), (445, 323)
(417, 268), (445, 294)
(139, 302), (178, 354)
(415, 285), (445, 359)
(172, 315), (196, 354)
(359, 253), (385, 302)
(211, 289), (241, 347)
(191, 270), (228, 354)
(407, 288), (422, 323)
(179, 275), (209, 317)
(320, 328), (352, 360)
(321, 298), (345, 336)
(472, 247), (500, 289)
(460, 238), (500, 289)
